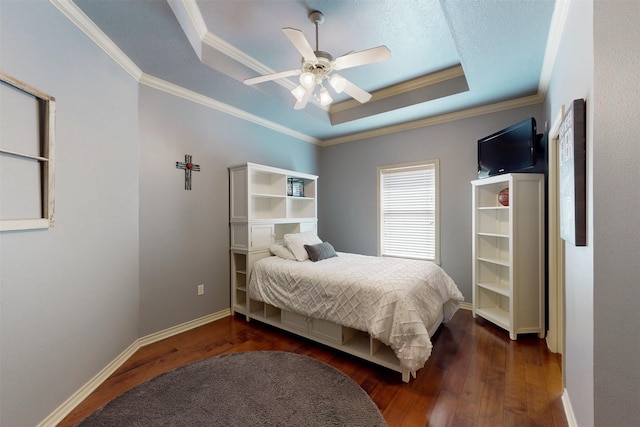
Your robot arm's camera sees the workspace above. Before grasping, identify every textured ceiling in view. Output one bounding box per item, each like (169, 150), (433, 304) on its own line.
(196, 0), (460, 89)
(73, 0), (556, 143)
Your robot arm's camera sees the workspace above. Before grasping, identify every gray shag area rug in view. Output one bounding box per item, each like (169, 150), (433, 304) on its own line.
(76, 351), (386, 426)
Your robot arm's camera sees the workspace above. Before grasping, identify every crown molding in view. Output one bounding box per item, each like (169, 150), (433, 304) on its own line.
(168, 0), (323, 110)
(167, 0), (205, 58)
(171, 0), (208, 39)
(201, 31), (276, 78)
(198, 30), (327, 110)
(172, 0), (270, 75)
(320, 94), (544, 146)
(330, 65), (465, 114)
(139, 74), (322, 145)
(50, 0), (320, 145)
(49, 0), (142, 80)
(54, 0), (547, 149)
(538, 0), (571, 99)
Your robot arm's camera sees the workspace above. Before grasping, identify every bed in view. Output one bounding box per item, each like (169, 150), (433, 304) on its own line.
(247, 236), (464, 381)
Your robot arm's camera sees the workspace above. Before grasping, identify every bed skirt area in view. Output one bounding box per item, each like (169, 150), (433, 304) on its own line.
(247, 253), (464, 381)
(242, 299), (447, 382)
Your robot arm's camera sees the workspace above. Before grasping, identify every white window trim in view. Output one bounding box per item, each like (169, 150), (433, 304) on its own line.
(377, 159), (440, 264)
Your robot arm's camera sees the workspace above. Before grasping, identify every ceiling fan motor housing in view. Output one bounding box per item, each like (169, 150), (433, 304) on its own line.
(302, 51), (334, 80)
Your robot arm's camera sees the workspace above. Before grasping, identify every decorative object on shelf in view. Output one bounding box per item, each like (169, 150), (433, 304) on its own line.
(498, 187), (509, 206)
(559, 98), (587, 246)
(176, 154), (200, 190)
(287, 177), (305, 197)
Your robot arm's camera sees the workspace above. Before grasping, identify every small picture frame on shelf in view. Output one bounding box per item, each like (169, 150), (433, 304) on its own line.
(287, 177), (304, 197)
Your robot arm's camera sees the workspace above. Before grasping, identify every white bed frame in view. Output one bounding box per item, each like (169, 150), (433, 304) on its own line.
(245, 278), (444, 383)
(229, 163), (444, 382)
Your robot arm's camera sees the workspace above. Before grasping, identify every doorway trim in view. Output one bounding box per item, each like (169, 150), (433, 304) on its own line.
(546, 107), (565, 355)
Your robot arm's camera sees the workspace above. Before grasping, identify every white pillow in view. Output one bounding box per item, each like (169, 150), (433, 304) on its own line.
(284, 231), (322, 261)
(269, 243), (296, 261)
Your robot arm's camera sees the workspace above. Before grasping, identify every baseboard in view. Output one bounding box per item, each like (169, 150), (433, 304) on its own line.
(561, 388), (578, 427)
(37, 339), (141, 427)
(459, 301), (473, 311)
(37, 309), (231, 427)
(137, 309), (231, 347)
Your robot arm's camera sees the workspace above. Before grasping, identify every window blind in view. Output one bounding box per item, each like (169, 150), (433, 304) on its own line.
(379, 162), (437, 261)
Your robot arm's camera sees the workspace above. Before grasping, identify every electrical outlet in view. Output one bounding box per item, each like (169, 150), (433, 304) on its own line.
(197, 284), (205, 295)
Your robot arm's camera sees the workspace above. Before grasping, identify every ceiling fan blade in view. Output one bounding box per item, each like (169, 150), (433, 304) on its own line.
(294, 85), (314, 110)
(282, 28), (318, 63)
(342, 79), (372, 104)
(244, 69), (301, 85)
(333, 45), (391, 71)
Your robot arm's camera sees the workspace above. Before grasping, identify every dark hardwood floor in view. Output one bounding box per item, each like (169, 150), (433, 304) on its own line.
(58, 309), (567, 426)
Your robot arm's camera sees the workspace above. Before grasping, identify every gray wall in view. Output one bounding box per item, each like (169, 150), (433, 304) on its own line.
(592, 1), (640, 425)
(319, 104), (543, 301)
(544, 1), (640, 425)
(138, 86), (319, 336)
(3, 1), (639, 426)
(543, 1), (595, 424)
(0, 1), (140, 426)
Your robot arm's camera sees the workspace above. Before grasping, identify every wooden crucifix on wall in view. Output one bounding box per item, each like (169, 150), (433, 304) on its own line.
(176, 154), (200, 190)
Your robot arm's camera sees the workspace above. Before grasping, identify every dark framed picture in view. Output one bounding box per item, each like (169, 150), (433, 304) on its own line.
(559, 99), (587, 246)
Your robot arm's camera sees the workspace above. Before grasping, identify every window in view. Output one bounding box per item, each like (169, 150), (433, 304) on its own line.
(0, 73), (56, 231)
(378, 160), (439, 262)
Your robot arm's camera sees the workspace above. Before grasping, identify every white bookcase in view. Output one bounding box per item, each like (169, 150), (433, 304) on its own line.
(471, 173), (545, 340)
(229, 163), (318, 317)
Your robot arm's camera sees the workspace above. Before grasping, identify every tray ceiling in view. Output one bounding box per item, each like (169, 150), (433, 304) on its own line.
(71, 0), (558, 144)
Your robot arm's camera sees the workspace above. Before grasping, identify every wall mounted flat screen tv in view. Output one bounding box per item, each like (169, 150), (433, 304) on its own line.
(477, 117), (538, 178)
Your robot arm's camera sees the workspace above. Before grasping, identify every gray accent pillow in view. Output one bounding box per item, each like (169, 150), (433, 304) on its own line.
(284, 231), (322, 261)
(304, 242), (338, 262)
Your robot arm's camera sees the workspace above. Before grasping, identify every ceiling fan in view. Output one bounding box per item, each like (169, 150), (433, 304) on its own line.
(243, 10), (391, 110)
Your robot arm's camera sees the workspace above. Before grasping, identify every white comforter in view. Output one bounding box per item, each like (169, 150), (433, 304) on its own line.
(248, 252), (464, 376)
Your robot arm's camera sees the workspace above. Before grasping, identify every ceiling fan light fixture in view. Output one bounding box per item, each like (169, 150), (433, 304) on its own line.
(244, 10), (389, 110)
(299, 72), (315, 89)
(291, 85), (306, 102)
(329, 74), (346, 93)
(319, 86), (333, 105)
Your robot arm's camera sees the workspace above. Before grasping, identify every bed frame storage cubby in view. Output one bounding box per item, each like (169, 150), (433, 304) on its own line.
(247, 298), (406, 378)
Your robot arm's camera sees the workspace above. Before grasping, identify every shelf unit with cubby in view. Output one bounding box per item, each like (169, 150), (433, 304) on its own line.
(229, 163), (318, 318)
(471, 173), (545, 340)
